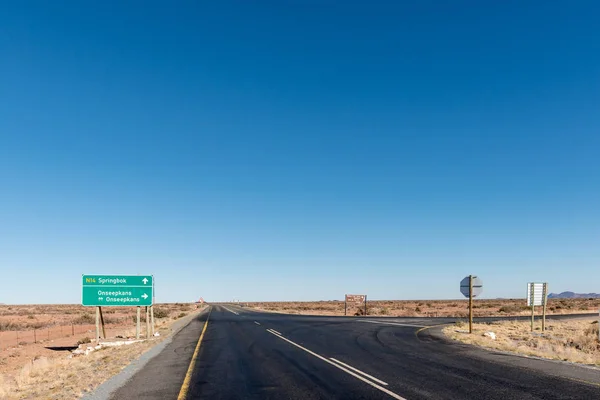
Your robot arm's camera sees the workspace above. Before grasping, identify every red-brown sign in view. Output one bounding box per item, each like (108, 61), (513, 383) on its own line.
(345, 294), (366, 303)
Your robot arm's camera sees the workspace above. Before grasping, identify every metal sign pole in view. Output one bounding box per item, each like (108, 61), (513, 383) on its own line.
(344, 296), (347, 316)
(364, 295), (367, 316)
(530, 283), (535, 332)
(469, 275), (473, 334)
(542, 283), (548, 332)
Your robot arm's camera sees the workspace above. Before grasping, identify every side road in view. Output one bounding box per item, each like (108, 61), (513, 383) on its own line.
(419, 325), (600, 388)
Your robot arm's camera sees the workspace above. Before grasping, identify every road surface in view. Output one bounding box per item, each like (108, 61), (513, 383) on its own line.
(110, 305), (599, 399)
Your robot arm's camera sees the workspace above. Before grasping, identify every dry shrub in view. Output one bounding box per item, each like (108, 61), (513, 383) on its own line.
(74, 314), (95, 324)
(77, 337), (92, 345)
(444, 318), (600, 366)
(245, 298), (599, 318)
(0, 375), (12, 398)
(153, 308), (169, 319)
(1, 306), (207, 399)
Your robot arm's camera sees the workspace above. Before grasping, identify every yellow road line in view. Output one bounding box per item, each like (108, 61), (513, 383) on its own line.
(564, 376), (600, 388)
(177, 308), (212, 400)
(415, 323), (450, 336)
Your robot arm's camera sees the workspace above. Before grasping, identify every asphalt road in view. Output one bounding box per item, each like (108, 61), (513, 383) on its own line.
(110, 305), (600, 400)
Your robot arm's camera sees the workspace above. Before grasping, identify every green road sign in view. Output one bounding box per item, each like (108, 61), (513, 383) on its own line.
(82, 275), (153, 306)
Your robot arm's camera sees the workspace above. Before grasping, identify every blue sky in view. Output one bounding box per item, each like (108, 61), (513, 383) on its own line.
(1, 1), (599, 303)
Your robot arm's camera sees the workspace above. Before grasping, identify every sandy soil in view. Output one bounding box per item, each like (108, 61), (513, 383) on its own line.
(443, 317), (600, 366)
(0, 303), (203, 399)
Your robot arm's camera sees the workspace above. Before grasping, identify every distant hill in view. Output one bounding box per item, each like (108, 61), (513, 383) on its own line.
(548, 291), (600, 299)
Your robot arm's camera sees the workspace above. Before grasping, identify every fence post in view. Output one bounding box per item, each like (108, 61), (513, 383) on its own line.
(47, 328), (50, 341)
(34, 329), (37, 344)
(72, 323), (74, 336)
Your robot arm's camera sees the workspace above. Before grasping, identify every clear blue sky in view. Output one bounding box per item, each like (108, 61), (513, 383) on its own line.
(1, 1), (599, 304)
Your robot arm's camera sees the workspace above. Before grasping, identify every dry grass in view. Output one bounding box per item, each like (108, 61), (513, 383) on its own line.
(443, 318), (600, 366)
(1, 339), (159, 399)
(0, 303), (197, 331)
(0, 304), (205, 399)
(243, 298), (599, 318)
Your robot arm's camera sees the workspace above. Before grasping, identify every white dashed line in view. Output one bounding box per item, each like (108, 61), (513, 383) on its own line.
(329, 358), (388, 386)
(266, 330), (407, 399)
(222, 307), (239, 315)
(254, 321), (261, 325)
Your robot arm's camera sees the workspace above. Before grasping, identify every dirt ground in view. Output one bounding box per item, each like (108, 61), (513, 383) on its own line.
(0, 303), (171, 331)
(443, 317), (600, 366)
(243, 298), (599, 318)
(0, 303), (203, 399)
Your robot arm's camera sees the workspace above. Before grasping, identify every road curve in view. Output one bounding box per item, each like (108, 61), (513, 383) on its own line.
(109, 305), (600, 399)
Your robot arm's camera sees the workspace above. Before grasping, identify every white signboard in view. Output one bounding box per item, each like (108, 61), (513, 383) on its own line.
(527, 282), (547, 306)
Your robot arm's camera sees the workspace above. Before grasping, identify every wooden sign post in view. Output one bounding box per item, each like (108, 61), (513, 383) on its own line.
(530, 283), (535, 332)
(527, 282), (548, 332)
(136, 306), (141, 339)
(99, 307), (106, 339)
(95, 306), (100, 342)
(460, 275), (483, 334)
(542, 283), (548, 331)
(469, 276), (474, 334)
(146, 306), (150, 339)
(150, 306), (155, 336)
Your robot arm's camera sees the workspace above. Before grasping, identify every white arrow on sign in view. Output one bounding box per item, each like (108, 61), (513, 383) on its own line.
(98, 297), (103, 301)
(142, 293), (148, 299)
(142, 278), (148, 284)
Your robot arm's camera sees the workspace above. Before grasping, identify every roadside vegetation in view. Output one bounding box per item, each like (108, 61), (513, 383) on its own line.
(243, 298), (599, 318)
(0, 303), (204, 399)
(443, 318), (600, 366)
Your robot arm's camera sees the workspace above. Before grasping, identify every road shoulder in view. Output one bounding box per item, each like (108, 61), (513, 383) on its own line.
(418, 324), (600, 388)
(83, 306), (210, 400)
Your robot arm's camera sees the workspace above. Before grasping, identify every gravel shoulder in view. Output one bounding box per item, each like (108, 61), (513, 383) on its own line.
(0, 306), (208, 399)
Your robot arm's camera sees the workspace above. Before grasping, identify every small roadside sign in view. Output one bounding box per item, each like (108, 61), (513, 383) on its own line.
(527, 282), (546, 306)
(345, 294), (366, 303)
(527, 282), (548, 332)
(82, 275), (154, 307)
(344, 294), (367, 316)
(460, 276), (483, 298)
(460, 275), (482, 334)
